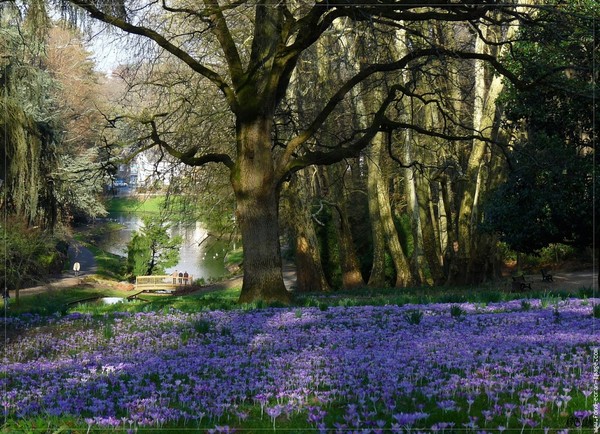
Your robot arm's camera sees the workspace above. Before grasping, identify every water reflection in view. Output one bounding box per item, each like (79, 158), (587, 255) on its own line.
(96, 213), (227, 281)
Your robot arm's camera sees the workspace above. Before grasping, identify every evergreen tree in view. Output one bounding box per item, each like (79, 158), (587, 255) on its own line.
(126, 216), (182, 276)
(483, 1), (598, 254)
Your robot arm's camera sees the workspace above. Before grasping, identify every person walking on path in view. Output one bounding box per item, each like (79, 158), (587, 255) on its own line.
(67, 241), (97, 277)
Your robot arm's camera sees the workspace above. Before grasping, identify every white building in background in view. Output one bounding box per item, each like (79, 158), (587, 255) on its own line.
(133, 152), (174, 189)
(114, 151), (174, 192)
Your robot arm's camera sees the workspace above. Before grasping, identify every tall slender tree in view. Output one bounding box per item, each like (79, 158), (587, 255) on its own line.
(60, 0), (541, 302)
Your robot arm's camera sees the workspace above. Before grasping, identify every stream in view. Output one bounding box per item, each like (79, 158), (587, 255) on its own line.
(94, 213), (229, 281)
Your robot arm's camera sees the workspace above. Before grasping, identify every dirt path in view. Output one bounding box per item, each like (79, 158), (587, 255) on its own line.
(533, 269), (597, 291)
(13, 241), (98, 297)
(67, 241), (98, 276)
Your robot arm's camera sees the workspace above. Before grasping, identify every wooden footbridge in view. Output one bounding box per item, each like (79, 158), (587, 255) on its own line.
(135, 272), (193, 294)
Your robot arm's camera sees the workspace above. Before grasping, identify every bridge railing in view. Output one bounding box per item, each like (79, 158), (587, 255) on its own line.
(135, 273), (194, 292)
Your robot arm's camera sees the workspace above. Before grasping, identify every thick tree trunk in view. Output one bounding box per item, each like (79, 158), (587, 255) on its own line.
(288, 172), (331, 293)
(336, 207), (366, 289)
(405, 138), (427, 285)
(323, 165), (365, 289)
(374, 133), (411, 287)
(233, 117), (290, 304)
(417, 177), (445, 285)
(367, 141), (388, 288)
(235, 188), (290, 304)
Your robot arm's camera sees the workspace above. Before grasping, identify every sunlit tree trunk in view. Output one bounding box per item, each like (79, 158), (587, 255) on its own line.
(366, 137), (388, 287)
(404, 132), (427, 285)
(233, 116), (290, 304)
(375, 132), (411, 287)
(456, 17), (520, 283)
(287, 170), (331, 293)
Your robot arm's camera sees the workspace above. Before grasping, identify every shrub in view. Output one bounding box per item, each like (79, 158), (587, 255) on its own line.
(540, 291), (559, 309)
(404, 309), (423, 325)
(0, 220), (63, 291)
(192, 319), (212, 334)
(450, 305), (466, 319)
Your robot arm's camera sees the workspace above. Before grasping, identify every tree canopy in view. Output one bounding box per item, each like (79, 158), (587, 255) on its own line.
(1, 1), (109, 228)
(483, 2), (598, 254)
(2, 0), (595, 301)
(52, 0), (561, 303)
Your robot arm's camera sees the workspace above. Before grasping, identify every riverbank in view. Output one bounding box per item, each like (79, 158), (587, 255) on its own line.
(105, 195), (166, 214)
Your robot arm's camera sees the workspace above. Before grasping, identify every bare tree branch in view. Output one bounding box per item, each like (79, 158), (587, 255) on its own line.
(68, 0), (239, 109)
(142, 118), (235, 169)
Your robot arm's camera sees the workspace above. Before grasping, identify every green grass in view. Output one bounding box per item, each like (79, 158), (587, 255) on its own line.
(224, 248), (243, 267)
(2, 285), (242, 317)
(83, 243), (125, 280)
(294, 283), (590, 309)
(2, 287), (129, 316)
(5, 279), (593, 319)
(105, 196), (167, 214)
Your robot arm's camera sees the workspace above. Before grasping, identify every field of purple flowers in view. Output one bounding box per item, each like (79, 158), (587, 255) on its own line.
(3, 298), (598, 433)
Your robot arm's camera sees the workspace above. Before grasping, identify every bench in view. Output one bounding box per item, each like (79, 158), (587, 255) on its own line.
(512, 275), (532, 292)
(541, 269), (553, 282)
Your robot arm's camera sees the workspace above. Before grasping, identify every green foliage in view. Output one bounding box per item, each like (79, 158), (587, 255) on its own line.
(593, 304), (600, 319)
(127, 232), (153, 277)
(1, 12), (107, 229)
(314, 205), (342, 289)
(484, 3), (599, 253)
(55, 151), (108, 222)
(578, 287), (595, 298)
(0, 220), (64, 291)
(450, 304), (466, 319)
(404, 309), (423, 325)
(483, 135), (596, 252)
(520, 300), (531, 312)
(126, 215), (182, 277)
(102, 322), (115, 340)
(106, 196), (166, 214)
(192, 318), (212, 334)
(540, 291), (560, 309)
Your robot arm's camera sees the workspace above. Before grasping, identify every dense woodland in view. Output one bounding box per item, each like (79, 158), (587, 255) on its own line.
(0, 0), (597, 303)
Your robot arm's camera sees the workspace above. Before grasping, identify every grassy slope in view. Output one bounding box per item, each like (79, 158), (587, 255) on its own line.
(105, 196), (166, 213)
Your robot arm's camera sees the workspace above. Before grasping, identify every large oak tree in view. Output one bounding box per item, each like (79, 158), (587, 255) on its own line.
(63, 0), (537, 303)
